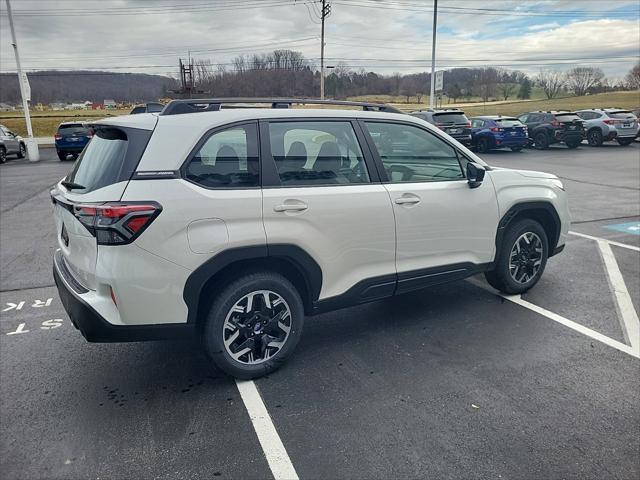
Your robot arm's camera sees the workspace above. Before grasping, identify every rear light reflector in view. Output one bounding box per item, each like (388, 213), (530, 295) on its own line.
(73, 202), (161, 245)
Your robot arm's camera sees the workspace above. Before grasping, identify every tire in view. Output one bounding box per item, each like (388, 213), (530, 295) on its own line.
(565, 140), (581, 149)
(510, 146), (523, 152)
(534, 131), (549, 150)
(0, 147), (6, 164)
(476, 137), (491, 153)
(17, 142), (26, 159)
(202, 271), (304, 379)
(587, 128), (603, 146)
(617, 138), (633, 146)
(485, 219), (549, 295)
(57, 151), (67, 161)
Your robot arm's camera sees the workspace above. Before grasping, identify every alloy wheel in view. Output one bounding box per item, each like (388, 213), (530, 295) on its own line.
(222, 290), (292, 365)
(508, 232), (543, 284)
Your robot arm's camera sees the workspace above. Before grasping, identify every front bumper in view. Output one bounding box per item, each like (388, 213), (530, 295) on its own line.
(53, 250), (194, 342)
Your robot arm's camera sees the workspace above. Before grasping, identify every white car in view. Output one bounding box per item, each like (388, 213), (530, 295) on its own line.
(51, 98), (570, 379)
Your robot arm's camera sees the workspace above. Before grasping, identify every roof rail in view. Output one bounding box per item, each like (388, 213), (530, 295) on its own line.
(159, 98), (403, 116)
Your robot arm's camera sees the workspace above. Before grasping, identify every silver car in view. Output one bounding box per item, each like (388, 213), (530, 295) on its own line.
(0, 124), (26, 163)
(576, 108), (639, 146)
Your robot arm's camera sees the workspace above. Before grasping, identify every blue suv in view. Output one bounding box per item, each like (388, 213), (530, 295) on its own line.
(470, 116), (528, 153)
(55, 122), (93, 161)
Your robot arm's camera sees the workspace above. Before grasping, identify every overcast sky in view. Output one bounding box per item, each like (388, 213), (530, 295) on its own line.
(1, 0), (639, 80)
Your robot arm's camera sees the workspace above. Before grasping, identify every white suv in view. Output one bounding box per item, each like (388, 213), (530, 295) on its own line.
(51, 98), (570, 379)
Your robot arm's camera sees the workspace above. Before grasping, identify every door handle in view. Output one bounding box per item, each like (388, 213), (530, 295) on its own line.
(273, 202), (308, 212)
(395, 195), (421, 205)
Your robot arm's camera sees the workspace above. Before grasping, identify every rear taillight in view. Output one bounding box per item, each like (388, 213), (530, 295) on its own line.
(74, 202), (161, 245)
(490, 127), (504, 132)
(87, 128), (94, 138)
(54, 133), (61, 140)
(434, 123), (446, 130)
(551, 120), (561, 127)
(464, 123), (471, 128)
(603, 119), (619, 125)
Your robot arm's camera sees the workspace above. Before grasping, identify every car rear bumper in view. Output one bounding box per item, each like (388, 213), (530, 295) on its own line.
(451, 134), (472, 146)
(53, 249), (194, 342)
(495, 136), (528, 146)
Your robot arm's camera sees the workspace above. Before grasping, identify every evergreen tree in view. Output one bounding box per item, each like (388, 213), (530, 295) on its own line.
(518, 78), (532, 99)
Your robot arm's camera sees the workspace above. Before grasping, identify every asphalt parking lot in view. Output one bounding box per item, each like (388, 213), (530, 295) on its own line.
(1, 143), (639, 480)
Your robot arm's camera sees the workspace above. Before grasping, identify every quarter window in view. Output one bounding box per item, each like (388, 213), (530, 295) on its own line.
(267, 121), (370, 186)
(364, 122), (465, 183)
(185, 123), (259, 188)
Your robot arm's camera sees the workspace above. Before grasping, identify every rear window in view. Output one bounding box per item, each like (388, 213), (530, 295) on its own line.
(494, 118), (522, 127)
(66, 128), (128, 192)
(58, 124), (89, 136)
(554, 113), (581, 122)
(608, 111), (635, 120)
(432, 112), (468, 124)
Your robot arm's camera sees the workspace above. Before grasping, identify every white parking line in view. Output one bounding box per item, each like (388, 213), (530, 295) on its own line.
(597, 239), (640, 354)
(468, 278), (640, 360)
(236, 379), (299, 480)
(569, 231), (640, 252)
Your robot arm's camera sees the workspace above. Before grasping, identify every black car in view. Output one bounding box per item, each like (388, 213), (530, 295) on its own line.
(410, 108), (472, 146)
(130, 102), (165, 114)
(518, 111), (584, 149)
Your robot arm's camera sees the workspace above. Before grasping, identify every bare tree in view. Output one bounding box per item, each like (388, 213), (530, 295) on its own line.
(566, 67), (605, 96)
(474, 68), (498, 102)
(625, 62), (640, 90)
(498, 83), (516, 101)
(536, 70), (565, 99)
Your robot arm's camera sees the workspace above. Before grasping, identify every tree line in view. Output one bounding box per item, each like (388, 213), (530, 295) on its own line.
(1, 49), (638, 105)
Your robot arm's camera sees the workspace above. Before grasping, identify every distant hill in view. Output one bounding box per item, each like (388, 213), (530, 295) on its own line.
(0, 71), (177, 104)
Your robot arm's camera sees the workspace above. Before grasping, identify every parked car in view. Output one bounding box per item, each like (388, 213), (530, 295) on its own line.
(55, 122), (93, 161)
(410, 108), (472, 146)
(51, 98), (570, 379)
(470, 116), (528, 153)
(0, 124), (26, 163)
(130, 102), (164, 114)
(576, 108), (638, 146)
(518, 111), (584, 149)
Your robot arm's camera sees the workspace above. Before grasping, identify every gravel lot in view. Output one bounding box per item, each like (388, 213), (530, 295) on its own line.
(1, 142), (638, 480)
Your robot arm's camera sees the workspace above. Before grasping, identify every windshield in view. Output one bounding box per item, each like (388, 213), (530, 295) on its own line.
(66, 128), (128, 192)
(555, 113), (581, 122)
(494, 118), (522, 127)
(59, 124), (90, 136)
(433, 113), (468, 124)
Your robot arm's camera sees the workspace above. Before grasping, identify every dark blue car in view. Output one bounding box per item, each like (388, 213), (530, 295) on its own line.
(470, 116), (528, 153)
(55, 122), (93, 161)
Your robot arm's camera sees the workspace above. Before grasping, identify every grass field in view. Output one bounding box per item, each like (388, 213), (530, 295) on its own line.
(1, 91), (639, 137)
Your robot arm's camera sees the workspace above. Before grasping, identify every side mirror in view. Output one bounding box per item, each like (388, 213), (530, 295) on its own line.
(466, 162), (485, 188)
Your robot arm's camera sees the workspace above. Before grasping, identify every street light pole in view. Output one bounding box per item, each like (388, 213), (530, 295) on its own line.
(5, 0), (39, 161)
(320, 0), (331, 100)
(429, 0), (438, 108)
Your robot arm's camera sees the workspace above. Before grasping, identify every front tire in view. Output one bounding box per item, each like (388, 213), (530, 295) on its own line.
(565, 140), (581, 149)
(17, 142), (26, 159)
(485, 219), (549, 294)
(202, 271), (304, 379)
(617, 138), (633, 146)
(0, 147), (6, 164)
(477, 137), (491, 153)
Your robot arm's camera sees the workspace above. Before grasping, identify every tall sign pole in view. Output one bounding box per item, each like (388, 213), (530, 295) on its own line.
(429, 0), (438, 108)
(6, 0), (39, 161)
(320, 0), (331, 100)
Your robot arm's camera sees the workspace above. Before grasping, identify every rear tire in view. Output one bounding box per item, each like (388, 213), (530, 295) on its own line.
(57, 151), (67, 161)
(510, 146), (523, 152)
(485, 219), (549, 294)
(202, 271), (304, 379)
(0, 147), (6, 164)
(17, 142), (26, 159)
(617, 138), (633, 146)
(477, 137), (491, 153)
(565, 140), (581, 149)
(534, 132), (549, 150)
(586, 128), (603, 146)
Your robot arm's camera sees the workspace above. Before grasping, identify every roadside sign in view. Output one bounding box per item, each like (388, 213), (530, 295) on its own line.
(604, 222), (640, 236)
(20, 71), (30, 101)
(435, 70), (444, 92)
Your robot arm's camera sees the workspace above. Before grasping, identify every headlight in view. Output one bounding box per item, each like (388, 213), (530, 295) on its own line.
(550, 178), (564, 191)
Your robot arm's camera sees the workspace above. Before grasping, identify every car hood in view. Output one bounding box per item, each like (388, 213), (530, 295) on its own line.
(490, 166), (558, 180)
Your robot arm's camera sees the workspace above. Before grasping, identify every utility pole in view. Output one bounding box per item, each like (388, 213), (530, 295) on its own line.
(6, 0), (38, 161)
(320, 0), (331, 100)
(429, 0), (438, 108)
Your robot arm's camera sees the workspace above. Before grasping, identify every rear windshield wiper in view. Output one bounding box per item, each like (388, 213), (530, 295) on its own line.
(61, 180), (86, 190)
